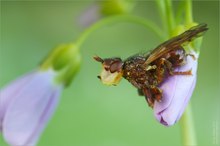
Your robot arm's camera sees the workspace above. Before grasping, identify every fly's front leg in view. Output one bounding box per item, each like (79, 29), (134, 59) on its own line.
(162, 56), (192, 76)
(142, 86), (162, 108)
(170, 53), (196, 75)
(155, 58), (173, 84)
(142, 88), (154, 108)
(167, 49), (193, 76)
(169, 54), (193, 76)
(150, 86), (162, 102)
(171, 69), (192, 75)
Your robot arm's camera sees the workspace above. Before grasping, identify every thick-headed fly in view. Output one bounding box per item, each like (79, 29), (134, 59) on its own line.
(94, 24), (208, 107)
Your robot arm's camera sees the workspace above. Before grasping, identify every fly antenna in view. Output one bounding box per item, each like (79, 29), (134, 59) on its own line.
(93, 55), (104, 63)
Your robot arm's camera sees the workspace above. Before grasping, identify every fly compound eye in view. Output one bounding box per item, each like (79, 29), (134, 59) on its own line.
(109, 61), (123, 73)
(103, 59), (112, 71)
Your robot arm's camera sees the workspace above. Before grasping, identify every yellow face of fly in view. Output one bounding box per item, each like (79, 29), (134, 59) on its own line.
(99, 67), (123, 86)
(94, 56), (123, 86)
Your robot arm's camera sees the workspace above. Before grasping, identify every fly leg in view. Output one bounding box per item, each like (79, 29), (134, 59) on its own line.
(167, 49), (193, 75)
(171, 70), (192, 75)
(168, 47), (192, 67)
(142, 88), (154, 108)
(150, 86), (162, 102)
(142, 86), (162, 108)
(160, 56), (192, 76)
(168, 54), (192, 75)
(169, 53), (195, 75)
(155, 58), (173, 84)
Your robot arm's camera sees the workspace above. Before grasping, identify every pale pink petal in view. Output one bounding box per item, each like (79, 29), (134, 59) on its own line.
(176, 77), (196, 121)
(0, 71), (35, 132)
(27, 89), (61, 145)
(2, 70), (63, 146)
(154, 51), (198, 126)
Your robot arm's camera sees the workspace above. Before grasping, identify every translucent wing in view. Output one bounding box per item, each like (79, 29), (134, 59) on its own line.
(145, 24), (208, 65)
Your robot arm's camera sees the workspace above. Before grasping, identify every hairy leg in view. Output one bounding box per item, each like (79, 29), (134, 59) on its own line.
(159, 57), (192, 76)
(142, 88), (154, 108)
(142, 86), (162, 108)
(155, 58), (173, 83)
(149, 86), (162, 102)
(171, 69), (192, 75)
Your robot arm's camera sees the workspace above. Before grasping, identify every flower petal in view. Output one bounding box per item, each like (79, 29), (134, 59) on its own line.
(176, 77), (196, 122)
(2, 70), (63, 146)
(154, 51), (198, 126)
(0, 72), (35, 132)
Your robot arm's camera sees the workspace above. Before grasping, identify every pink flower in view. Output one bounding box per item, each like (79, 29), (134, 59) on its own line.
(154, 51), (198, 126)
(0, 69), (63, 146)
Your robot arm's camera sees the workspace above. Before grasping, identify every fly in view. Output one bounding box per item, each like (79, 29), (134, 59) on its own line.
(94, 24), (208, 107)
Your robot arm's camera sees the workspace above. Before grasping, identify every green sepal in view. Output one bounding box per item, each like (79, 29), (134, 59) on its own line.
(40, 45), (66, 70)
(52, 44), (78, 71)
(40, 43), (81, 87)
(184, 22), (203, 53)
(191, 37), (203, 53)
(171, 25), (185, 37)
(40, 44), (79, 71)
(55, 52), (81, 87)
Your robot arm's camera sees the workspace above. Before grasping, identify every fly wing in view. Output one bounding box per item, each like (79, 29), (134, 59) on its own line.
(145, 23), (208, 65)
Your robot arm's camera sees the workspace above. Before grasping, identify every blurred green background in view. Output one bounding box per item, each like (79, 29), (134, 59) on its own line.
(0, 1), (219, 146)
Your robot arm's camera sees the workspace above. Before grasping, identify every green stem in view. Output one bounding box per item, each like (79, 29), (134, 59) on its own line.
(155, 0), (167, 35)
(185, 0), (193, 25)
(180, 104), (197, 145)
(180, 0), (197, 145)
(75, 15), (165, 47)
(165, 0), (175, 37)
(175, 1), (186, 25)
